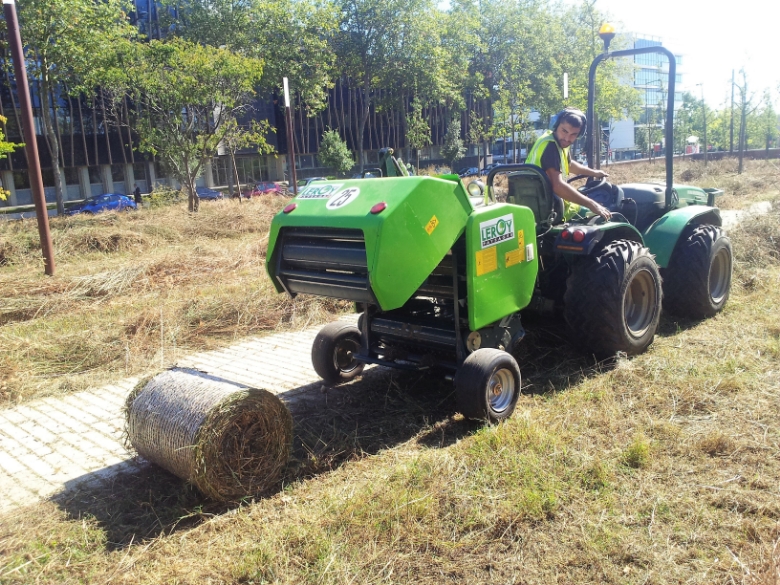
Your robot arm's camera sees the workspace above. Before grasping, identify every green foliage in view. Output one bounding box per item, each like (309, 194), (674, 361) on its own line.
(0, 116), (20, 201)
(317, 129), (354, 174)
(147, 185), (182, 209)
(441, 121), (465, 168)
(120, 39), (265, 211)
(622, 435), (651, 469)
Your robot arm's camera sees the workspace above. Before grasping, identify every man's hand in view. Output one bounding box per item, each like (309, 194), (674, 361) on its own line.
(591, 169), (609, 179)
(588, 200), (611, 221)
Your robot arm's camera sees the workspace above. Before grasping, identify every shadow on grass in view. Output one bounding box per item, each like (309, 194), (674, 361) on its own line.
(51, 315), (620, 549)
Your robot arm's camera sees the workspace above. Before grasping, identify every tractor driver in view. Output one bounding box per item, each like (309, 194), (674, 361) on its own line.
(526, 107), (611, 221)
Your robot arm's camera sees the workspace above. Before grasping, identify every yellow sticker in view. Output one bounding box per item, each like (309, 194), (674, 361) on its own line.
(518, 229), (525, 249)
(476, 246), (498, 276)
(425, 215), (439, 235)
(505, 247), (524, 267)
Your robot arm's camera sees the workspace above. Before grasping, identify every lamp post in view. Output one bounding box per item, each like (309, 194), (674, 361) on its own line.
(697, 83), (707, 166)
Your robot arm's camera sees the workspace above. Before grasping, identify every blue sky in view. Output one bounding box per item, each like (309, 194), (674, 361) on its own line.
(564, 0), (778, 109)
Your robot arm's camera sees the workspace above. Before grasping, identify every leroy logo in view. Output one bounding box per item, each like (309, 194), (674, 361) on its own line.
(296, 183), (344, 200)
(480, 214), (515, 248)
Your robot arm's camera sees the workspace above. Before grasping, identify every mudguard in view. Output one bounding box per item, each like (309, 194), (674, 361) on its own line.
(643, 206), (722, 268)
(553, 221), (644, 256)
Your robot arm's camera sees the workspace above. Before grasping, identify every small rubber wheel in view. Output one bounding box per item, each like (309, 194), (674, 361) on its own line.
(311, 322), (364, 384)
(455, 349), (521, 423)
(663, 225), (732, 319)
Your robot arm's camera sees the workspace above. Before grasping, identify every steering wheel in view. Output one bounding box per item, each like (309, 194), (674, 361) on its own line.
(568, 174), (608, 195)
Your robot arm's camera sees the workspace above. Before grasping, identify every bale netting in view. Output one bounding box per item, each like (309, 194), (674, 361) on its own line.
(125, 368), (293, 501)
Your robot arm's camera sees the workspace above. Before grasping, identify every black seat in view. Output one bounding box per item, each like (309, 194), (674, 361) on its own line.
(504, 164), (560, 230)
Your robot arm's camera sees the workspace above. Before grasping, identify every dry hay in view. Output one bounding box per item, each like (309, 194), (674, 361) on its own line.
(125, 368), (292, 501)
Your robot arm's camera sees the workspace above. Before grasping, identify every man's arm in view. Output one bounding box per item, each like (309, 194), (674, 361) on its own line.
(569, 159), (609, 179)
(544, 167), (611, 220)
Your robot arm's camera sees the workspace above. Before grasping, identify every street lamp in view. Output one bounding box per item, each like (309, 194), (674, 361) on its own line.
(696, 83), (707, 166)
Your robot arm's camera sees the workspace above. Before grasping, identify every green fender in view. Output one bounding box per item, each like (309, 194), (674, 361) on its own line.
(643, 206), (722, 268)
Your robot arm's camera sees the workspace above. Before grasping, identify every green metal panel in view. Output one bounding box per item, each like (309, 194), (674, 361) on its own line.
(266, 176), (472, 310)
(674, 184), (711, 206)
(643, 206), (722, 267)
(465, 204), (539, 331)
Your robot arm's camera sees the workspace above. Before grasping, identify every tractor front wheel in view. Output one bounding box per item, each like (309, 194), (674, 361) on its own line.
(663, 225), (732, 319)
(564, 239), (662, 358)
(311, 322), (364, 384)
(455, 349), (521, 423)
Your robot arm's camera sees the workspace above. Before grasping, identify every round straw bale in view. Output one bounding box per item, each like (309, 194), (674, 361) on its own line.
(125, 368), (292, 501)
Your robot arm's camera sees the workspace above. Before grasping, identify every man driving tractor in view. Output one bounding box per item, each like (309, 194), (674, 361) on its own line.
(526, 107), (612, 221)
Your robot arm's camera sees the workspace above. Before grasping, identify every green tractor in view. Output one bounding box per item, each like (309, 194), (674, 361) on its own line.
(265, 34), (732, 423)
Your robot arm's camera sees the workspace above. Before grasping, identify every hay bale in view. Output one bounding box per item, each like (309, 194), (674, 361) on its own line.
(125, 368), (292, 500)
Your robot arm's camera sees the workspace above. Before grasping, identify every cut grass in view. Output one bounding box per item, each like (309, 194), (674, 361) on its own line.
(1, 158), (779, 583)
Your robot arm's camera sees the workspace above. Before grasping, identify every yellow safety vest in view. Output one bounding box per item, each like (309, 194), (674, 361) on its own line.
(526, 131), (579, 220)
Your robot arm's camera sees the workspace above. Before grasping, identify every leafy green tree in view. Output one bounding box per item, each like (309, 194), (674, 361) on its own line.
(125, 39), (267, 212)
(405, 99), (432, 172)
(756, 90), (778, 154)
(16, 0), (136, 215)
(441, 120), (465, 170)
(0, 115), (20, 200)
(333, 0), (446, 171)
(317, 129), (354, 175)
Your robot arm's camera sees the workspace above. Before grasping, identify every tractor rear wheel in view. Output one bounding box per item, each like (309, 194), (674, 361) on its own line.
(311, 322), (364, 384)
(455, 349), (521, 423)
(564, 239), (662, 357)
(663, 225), (732, 319)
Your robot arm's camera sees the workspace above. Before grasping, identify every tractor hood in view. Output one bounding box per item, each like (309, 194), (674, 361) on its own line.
(266, 176), (473, 311)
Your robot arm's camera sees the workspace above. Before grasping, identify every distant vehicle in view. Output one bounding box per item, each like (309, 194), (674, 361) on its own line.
(195, 187), (224, 201)
(243, 181), (285, 197)
(351, 168), (382, 179)
(296, 177), (328, 189)
(65, 193), (136, 216)
(480, 163), (501, 175)
(457, 167), (479, 178)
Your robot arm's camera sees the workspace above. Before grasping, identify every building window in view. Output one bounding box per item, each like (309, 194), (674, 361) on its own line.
(88, 166), (103, 185)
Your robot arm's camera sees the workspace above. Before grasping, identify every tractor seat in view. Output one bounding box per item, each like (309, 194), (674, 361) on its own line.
(505, 165), (561, 231)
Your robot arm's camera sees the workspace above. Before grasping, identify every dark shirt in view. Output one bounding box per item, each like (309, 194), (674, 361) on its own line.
(539, 141), (571, 175)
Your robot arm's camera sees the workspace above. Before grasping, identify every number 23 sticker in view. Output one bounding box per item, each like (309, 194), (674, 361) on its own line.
(326, 187), (360, 210)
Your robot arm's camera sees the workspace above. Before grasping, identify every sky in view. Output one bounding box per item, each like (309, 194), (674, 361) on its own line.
(564, 0), (779, 110)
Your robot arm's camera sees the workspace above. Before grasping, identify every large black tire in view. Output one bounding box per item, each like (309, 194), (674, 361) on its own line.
(663, 224), (732, 319)
(564, 239), (662, 357)
(455, 349), (521, 423)
(311, 322), (364, 384)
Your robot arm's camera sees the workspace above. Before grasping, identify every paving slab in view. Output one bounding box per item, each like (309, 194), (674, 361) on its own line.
(0, 318), (356, 515)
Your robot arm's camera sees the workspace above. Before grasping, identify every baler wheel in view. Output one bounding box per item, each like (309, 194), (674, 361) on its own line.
(663, 224), (732, 319)
(455, 348), (521, 423)
(312, 322), (365, 384)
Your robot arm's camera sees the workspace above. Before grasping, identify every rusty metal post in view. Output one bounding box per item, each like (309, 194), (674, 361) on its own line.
(3, 0), (55, 275)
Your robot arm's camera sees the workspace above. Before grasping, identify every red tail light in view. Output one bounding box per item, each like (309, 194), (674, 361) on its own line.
(370, 202), (387, 214)
(561, 229), (571, 240)
(283, 203), (297, 214)
(572, 229), (585, 243)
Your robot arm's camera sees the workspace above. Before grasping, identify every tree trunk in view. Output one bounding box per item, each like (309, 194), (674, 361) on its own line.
(39, 76), (65, 215)
(230, 148), (241, 203)
(357, 79), (370, 173)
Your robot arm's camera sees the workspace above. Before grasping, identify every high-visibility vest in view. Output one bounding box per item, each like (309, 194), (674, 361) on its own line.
(526, 130), (570, 177)
(526, 131), (581, 220)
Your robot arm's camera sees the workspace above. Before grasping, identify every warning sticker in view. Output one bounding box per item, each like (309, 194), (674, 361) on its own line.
(505, 247), (525, 267)
(475, 246), (498, 276)
(518, 229), (525, 250)
(425, 215), (439, 235)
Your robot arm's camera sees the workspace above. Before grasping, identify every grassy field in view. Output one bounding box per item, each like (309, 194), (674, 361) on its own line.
(1, 157), (779, 584)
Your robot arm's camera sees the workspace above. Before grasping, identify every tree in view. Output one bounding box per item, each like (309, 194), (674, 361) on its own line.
(757, 90), (779, 155)
(125, 39), (267, 212)
(317, 129), (354, 175)
(15, 0), (136, 215)
(0, 116), (20, 200)
(441, 120), (465, 170)
(405, 99), (432, 172)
